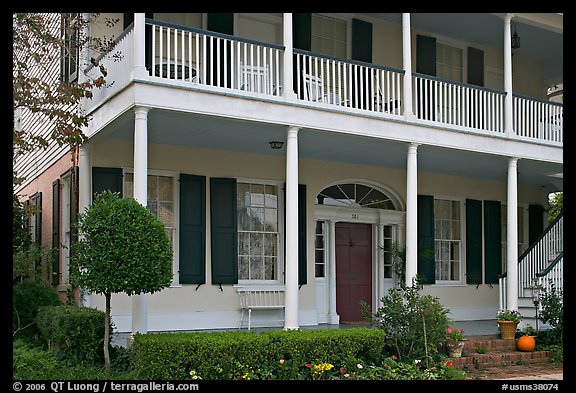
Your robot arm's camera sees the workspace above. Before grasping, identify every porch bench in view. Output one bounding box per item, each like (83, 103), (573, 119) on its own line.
(237, 287), (285, 330)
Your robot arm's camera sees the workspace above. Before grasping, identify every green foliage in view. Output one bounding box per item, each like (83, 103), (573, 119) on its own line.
(13, 339), (59, 379)
(13, 280), (61, 340)
(362, 281), (452, 363)
(539, 281), (563, 342)
(70, 191), (173, 296)
(36, 305), (112, 365)
(547, 192), (562, 223)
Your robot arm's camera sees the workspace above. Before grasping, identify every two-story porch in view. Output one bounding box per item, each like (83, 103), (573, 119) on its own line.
(70, 13), (562, 335)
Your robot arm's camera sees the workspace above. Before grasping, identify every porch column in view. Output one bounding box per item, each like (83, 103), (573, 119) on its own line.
(327, 220), (339, 324)
(132, 13), (148, 80)
(506, 157), (519, 311)
(284, 126), (299, 330)
(132, 106), (150, 335)
(402, 13), (415, 119)
(282, 13), (297, 101)
(405, 143), (419, 286)
(503, 14), (514, 136)
(377, 224), (385, 306)
(78, 143), (92, 307)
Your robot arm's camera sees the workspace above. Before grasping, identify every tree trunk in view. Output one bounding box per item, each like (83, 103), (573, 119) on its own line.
(104, 292), (111, 376)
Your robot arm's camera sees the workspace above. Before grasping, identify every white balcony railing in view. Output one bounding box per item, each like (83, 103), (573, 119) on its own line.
(87, 20), (563, 146)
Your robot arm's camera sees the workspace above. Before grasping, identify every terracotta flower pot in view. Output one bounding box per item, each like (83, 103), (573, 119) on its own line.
(446, 340), (465, 358)
(498, 320), (519, 340)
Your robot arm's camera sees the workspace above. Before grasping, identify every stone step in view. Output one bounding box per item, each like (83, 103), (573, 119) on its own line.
(447, 335), (553, 370)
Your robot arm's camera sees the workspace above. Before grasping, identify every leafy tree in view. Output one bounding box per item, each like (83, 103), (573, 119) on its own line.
(13, 13), (120, 187)
(70, 191), (173, 375)
(548, 192), (563, 223)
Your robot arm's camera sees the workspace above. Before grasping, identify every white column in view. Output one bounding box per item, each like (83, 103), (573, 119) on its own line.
(402, 13), (415, 119)
(405, 143), (419, 286)
(78, 143), (92, 307)
(506, 157), (519, 311)
(283, 13), (297, 101)
(132, 106), (150, 335)
(327, 220), (339, 324)
(284, 126), (299, 330)
(377, 224), (385, 305)
(503, 14), (514, 136)
(132, 13), (149, 80)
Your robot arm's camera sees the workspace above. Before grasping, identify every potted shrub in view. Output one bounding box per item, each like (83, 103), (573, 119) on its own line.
(497, 309), (522, 340)
(445, 327), (466, 358)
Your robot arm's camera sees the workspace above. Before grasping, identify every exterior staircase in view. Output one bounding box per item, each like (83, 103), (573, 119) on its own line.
(449, 335), (554, 371)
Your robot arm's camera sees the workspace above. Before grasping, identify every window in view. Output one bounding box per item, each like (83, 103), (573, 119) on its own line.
(382, 225), (393, 279)
(61, 13), (79, 82)
(316, 183), (396, 210)
(124, 173), (176, 251)
(436, 42), (463, 82)
(500, 205), (526, 271)
(434, 198), (462, 282)
(315, 221), (326, 277)
(237, 182), (279, 281)
(312, 14), (347, 58)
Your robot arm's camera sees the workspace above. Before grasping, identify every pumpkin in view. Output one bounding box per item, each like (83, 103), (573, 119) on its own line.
(517, 335), (536, 352)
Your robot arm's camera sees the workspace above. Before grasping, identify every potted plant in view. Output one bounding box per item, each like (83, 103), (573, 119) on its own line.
(445, 327), (466, 358)
(497, 309), (522, 340)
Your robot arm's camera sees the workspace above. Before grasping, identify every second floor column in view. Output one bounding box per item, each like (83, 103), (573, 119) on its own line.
(402, 13), (415, 119)
(405, 143), (419, 286)
(132, 13), (148, 80)
(283, 13), (297, 101)
(503, 14), (514, 136)
(132, 106), (150, 335)
(284, 125), (299, 330)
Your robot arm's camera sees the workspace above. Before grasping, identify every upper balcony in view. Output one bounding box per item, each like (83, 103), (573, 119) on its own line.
(84, 14), (563, 151)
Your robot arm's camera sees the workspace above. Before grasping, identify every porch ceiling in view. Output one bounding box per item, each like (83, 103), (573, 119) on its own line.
(102, 108), (563, 193)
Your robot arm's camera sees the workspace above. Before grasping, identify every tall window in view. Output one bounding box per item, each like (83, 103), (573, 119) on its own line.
(314, 221), (326, 278)
(436, 42), (463, 82)
(434, 198), (462, 282)
(61, 13), (79, 82)
(312, 14), (347, 58)
(382, 225), (393, 279)
(237, 182), (279, 281)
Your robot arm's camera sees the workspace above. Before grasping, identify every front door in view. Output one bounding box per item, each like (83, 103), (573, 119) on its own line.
(336, 222), (372, 322)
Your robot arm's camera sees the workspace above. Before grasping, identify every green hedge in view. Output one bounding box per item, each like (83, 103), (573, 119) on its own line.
(13, 280), (61, 340)
(36, 305), (112, 365)
(130, 328), (386, 380)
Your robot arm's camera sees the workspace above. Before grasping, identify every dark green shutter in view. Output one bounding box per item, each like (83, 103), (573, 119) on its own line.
(416, 35), (436, 76)
(210, 178), (238, 285)
(484, 200), (502, 284)
(465, 199), (482, 284)
(298, 184), (307, 285)
(92, 167), (123, 198)
(52, 180), (60, 285)
(293, 13), (312, 50)
(528, 204), (544, 245)
(206, 13), (233, 88)
(417, 195), (435, 284)
(179, 174), (206, 284)
(352, 19), (372, 63)
(467, 47), (484, 87)
(207, 13), (234, 35)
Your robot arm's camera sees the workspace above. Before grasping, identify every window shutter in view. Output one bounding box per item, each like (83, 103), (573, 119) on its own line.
(298, 184), (307, 285)
(210, 178), (238, 285)
(484, 200), (502, 284)
(292, 13), (312, 51)
(179, 174), (206, 284)
(52, 180), (60, 285)
(206, 13), (233, 88)
(465, 199), (482, 284)
(207, 13), (234, 35)
(528, 204), (544, 246)
(92, 167), (123, 199)
(417, 194), (435, 284)
(352, 19), (372, 63)
(467, 47), (484, 87)
(416, 35), (436, 76)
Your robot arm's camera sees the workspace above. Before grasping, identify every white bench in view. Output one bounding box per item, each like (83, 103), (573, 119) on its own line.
(237, 287), (285, 330)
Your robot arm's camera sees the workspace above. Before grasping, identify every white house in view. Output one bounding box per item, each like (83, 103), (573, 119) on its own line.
(15, 13), (563, 335)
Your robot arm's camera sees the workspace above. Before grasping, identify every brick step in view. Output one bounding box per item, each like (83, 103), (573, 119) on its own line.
(447, 335), (553, 370)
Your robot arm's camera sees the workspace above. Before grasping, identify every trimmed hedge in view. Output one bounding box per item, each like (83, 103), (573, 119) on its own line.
(130, 328), (386, 380)
(13, 280), (61, 340)
(36, 305), (112, 365)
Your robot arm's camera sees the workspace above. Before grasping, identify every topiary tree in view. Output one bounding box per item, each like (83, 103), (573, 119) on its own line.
(69, 191), (173, 375)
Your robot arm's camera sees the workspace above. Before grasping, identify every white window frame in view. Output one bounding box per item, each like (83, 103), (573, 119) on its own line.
(433, 196), (466, 285)
(236, 177), (284, 286)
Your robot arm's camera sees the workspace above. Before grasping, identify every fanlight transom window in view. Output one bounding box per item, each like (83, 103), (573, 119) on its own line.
(316, 183), (397, 210)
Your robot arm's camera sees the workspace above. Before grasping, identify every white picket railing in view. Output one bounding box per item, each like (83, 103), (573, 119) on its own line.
(537, 253), (563, 298)
(513, 94), (563, 143)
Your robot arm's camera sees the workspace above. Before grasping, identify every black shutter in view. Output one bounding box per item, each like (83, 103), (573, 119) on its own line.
(416, 35), (436, 76)
(210, 178), (238, 285)
(528, 204), (544, 245)
(92, 167), (123, 199)
(293, 13), (312, 51)
(207, 13), (234, 35)
(467, 47), (484, 87)
(484, 200), (502, 284)
(298, 184), (307, 285)
(352, 19), (372, 63)
(207, 13), (234, 88)
(465, 199), (482, 284)
(52, 180), (60, 285)
(179, 174), (206, 284)
(417, 195), (435, 285)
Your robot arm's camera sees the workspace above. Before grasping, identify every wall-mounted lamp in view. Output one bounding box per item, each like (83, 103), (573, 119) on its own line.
(269, 141), (284, 149)
(511, 22), (521, 50)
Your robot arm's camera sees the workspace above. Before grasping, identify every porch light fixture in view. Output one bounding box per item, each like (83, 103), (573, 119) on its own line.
(269, 141), (284, 149)
(511, 22), (521, 50)
(531, 281), (541, 334)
